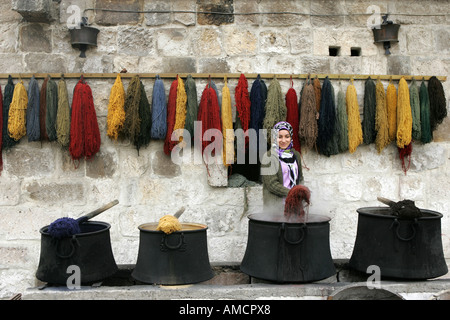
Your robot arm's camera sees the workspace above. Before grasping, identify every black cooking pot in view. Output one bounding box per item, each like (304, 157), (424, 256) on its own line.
(349, 207), (448, 279)
(240, 214), (336, 282)
(132, 222), (214, 285)
(36, 221), (118, 285)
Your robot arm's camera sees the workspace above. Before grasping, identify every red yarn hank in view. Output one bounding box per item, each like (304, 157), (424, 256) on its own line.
(284, 185), (311, 220)
(398, 142), (412, 175)
(285, 87), (301, 153)
(164, 78), (178, 156)
(39, 77), (49, 141)
(235, 74), (251, 149)
(69, 78), (101, 163)
(197, 83), (222, 157)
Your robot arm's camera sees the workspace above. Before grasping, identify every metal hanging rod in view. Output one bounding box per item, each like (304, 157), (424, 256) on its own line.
(0, 73), (446, 82)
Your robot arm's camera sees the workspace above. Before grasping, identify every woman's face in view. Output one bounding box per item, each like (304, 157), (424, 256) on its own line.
(277, 129), (292, 150)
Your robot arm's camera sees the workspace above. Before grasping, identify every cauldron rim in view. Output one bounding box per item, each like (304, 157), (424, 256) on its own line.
(357, 206), (443, 220)
(39, 221), (111, 238)
(247, 213), (331, 224)
(138, 222), (208, 233)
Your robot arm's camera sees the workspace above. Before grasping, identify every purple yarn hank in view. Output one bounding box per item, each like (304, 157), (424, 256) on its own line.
(47, 217), (81, 239)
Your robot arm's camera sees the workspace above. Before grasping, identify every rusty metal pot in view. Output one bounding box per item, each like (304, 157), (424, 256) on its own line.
(240, 213), (336, 283)
(349, 207), (448, 279)
(132, 222), (214, 285)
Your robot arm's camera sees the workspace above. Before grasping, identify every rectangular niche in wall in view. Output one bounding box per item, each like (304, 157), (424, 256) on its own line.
(351, 47), (361, 56)
(329, 46), (341, 56)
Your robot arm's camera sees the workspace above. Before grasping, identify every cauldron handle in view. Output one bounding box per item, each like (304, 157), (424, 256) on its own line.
(161, 233), (186, 251)
(391, 218), (418, 241)
(281, 223), (306, 245)
(55, 235), (79, 259)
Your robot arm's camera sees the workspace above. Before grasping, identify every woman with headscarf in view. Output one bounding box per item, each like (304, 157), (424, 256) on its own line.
(261, 121), (303, 211)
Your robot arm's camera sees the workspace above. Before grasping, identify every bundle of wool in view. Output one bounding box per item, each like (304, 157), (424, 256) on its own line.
(419, 81), (432, 144)
(336, 89), (348, 153)
(249, 74), (267, 154)
(45, 78), (58, 141)
(317, 77), (337, 156)
(150, 75), (167, 140)
(362, 78), (376, 145)
(106, 74), (125, 141)
(122, 75), (142, 146)
(184, 75), (198, 140)
(156, 215), (182, 234)
(26, 75), (40, 142)
(56, 78), (71, 148)
(396, 77), (412, 149)
(386, 81), (397, 142)
(39, 77), (49, 141)
(163, 77), (178, 155)
(346, 80), (363, 153)
(135, 80), (152, 153)
(375, 79), (390, 153)
(222, 78), (234, 166)
(2, 76), (18, 150)
(428, 76), (447, 133)
(235, 73), (251, 150)
(284, 185), (311, 220)
(409, 79), (421, 141)
(328, 83), (340, 156)
(313, 77), (321, 113)
(298, 79), (318, 150)
(262, 77), (286, 134)
(7, 80), (28, 141)
(47, 217), (81, 239)
(196, 82), (222, 158)
(398, 142), (412, 174)
(69, 77), (101, 162)
(0, 84), (3, 173)
(285, 80), (301, 153)
(170, 75), (187, 149)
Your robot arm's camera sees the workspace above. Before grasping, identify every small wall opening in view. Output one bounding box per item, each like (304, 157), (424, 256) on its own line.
(351, 47), (361, 56)
(329, 46), (341, 56)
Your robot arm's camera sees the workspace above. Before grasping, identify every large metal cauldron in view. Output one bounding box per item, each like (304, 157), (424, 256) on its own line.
(132, 222), (214, 285)
(349, 207), (448, 279)
(36, 221), (118, 285)
(240, 214), (336, 282)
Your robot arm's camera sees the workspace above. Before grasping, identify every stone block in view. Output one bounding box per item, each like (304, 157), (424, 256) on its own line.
(95, 0), (143, 25)
(23, 180), (85, 204)
(290, 27), (313, 55)
(157, 28), (191, 57)
(310, 0), (345, 28)
(0, 23), (19, 53)
(406, 27), (435, 55)
(19, 23), (51, 53)
(198, 58), (230, 73)
(12, 0), (58, 22)
(387, 55), (410, 75)
(5, 146), (55, 177)
(173, 0), (196, 26)
(197, 0), (234, 26)
(223, 27), (257, 55)
(259, 0), (309, 26)
(435, 28), (450, 54)
(195, 28), (222, 56)
(259, 30), (289, 54)
(117, 27), (155, 56)
(144, 1), (171, 26)
(0, 178), (21, 205)
(300, 56), (331, 74)
(234, 0), (259, 25)
(160, 57), (196, 73)
(24, 53), (67, 73)
(86, 148), (118, 178)
(152, 150), (181, 177)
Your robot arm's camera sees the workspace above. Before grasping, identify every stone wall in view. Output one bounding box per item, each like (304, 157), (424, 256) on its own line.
(0, 0), (449, 298)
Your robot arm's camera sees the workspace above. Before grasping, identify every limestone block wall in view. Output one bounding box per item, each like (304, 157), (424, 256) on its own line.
(0, 0), (449, 298)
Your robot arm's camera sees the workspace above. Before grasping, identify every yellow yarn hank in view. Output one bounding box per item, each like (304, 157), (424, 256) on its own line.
(396, 77), (412, 148)
(346, 81), (363, 153)
(386, 82), (397, 142)
(157, 215), (182, 234)
(375, 79), (390, 153)
(173, 75), (187, 143)
(107, 74), (126, 140)
(221, 79), (234, 166)
(56, 78), (71, 147)
(8, 80), (28, 141)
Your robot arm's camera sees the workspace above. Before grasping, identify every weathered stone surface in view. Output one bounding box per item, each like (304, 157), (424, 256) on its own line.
(144, 1), (171, 26)
(197, 0), (234, 26)
(95, 0), (143, 25)
(23, 181), (85, 204)
(152, 150), (181, 177)
(86, 149), (118, 178)
(157, 28), (192, 57)
(310, 0), (345, 28)
(160, 57), (196, 73)
(260, 0), (309, 26)
(198, 58), (230, 73)
(223, 27), (257, 55)
(259, 30), (289, 54)
(5, 146), (55, 177)
(195, 28), (222, 56)
(117, 27), (155, 56)
(387, 55), (411, 75)
(12, 0), (58, 22)
(19, 23), (51, 53)
(173, 0), (196, 26)
(24, 53), (67, 73)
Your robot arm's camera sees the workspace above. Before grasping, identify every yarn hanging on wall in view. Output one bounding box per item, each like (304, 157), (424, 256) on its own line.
(419, 80), (432, 144)
(386, 81), (397, 142)
(135, 80), (151, 154)
(169, 75), (187, 151)
(2, 76), (18, 149)
(336, 88), (348, 153)
(409, 79), (421, 141)
(221, 78), (234, 167)
(39, 77), (48, 141)
(122, 75), (142, 146)
(45, 77), (58, 141)
(313, 77), (321, 113)
(298, 78), (317, 150)
(106, 74), (125, 141)
(249, 74), (266, 155)
(317, 77), (337, 156)
(428, 76), (447, 133)
(7, 80), (28, 141)
(56, 78), (71, 148)
(375, 78), (389, 153)
(346, 80), (363, 153)
(184, 74), (198, 140)
(263, 77), (286, 135)
(69, 77), (100, 162)
(362, 78), (376, 145)
(396, 77), (412, 149)
(0, 84), (3, 173)
(235, 73), (251, 150)
(285, 79), (301, 153)
(26, 75), (40, 142)
(150, 75), (167, 140)
(164, 77), (178, 156)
